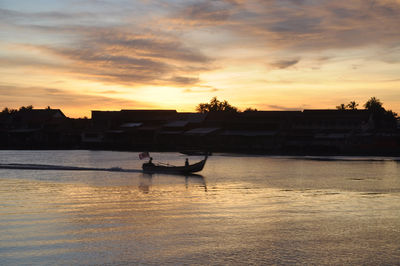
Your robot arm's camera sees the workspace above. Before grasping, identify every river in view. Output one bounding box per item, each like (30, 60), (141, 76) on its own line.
(1, 150), (399, 265)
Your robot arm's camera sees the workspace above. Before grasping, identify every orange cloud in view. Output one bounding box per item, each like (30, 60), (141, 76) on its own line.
(0, 85), (155, 117)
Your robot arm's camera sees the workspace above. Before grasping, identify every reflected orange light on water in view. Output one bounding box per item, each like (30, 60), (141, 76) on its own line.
(1, 151), (400, 264)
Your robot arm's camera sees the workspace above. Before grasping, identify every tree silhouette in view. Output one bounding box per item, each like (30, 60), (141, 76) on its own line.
(336, 101), (358, 110)
(18, 105), (34, 112)
(244, 107), (258, 112)
(1, 107), (13, 114)
(336, 103), (346, 110)
(1, 106), (33, 115)
(363, 97), (397, 129)
(364, 97), (384, 113)
(196, 97), (238, 113)
(347, 101), (358, 110)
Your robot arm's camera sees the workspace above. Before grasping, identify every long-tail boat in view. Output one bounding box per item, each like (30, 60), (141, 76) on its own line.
(142, 156), (208, 174)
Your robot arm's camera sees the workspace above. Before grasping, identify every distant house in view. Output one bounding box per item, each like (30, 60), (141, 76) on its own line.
(81, 130), (105, 144)
(281, 110), (373, 154)
(13, 108), (66, 128)
(211, 111), (301, 152)
(236, 111), (302, 131)
(58, 118), (91, 148)
(91, 109), (177, 127)
(0, 106), (397, 154)
(157, 113), (207, 150)
(84, 109), (178, 149)
(294, 110), (372, 131)
(3, 108), (67, 148)
(183, 127), (221, 151)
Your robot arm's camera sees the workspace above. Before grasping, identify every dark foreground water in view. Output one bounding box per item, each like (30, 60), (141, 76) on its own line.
(0, 151), (399, 265)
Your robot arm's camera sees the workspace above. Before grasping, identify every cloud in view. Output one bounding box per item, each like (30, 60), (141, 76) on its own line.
(173, 0), (400, 52)
(99, 90), (120, 94)
(1, 18), (214, 87)
(0, 7), (100, 25)
(270, 59), (300, 69)
(264, 104), (306, 111)
(0, 84), (152, 109)
(169, 76), (200, 85)
(268, 17), (322, 34)
(4, 0), (400, 80)
(183, 86), (219, 93)
(172, 1), (234, 26)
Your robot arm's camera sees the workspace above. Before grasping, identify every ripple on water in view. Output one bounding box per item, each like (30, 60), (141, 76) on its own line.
(1, 151), (400, 265)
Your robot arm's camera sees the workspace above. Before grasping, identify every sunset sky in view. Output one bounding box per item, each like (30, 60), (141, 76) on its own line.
(1, 0), (399, 117)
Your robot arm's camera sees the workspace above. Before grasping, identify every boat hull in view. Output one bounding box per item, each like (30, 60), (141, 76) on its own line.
(142, 157), (207, 174)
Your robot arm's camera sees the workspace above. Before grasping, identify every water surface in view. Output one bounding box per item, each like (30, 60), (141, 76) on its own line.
(1, 151), (399, 265)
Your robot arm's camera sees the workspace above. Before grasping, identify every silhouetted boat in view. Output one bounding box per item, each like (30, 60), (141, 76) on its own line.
(142, 156), (208, 174)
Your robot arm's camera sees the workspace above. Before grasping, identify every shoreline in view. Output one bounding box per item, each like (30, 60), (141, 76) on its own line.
(1, 147), (399, 157)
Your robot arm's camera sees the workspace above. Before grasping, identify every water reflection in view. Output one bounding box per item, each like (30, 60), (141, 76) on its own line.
(138, 173), (207, 193)
(1, 151), (400, 265)
(139, 173), (152, 194)
(185, 174), (207, 192)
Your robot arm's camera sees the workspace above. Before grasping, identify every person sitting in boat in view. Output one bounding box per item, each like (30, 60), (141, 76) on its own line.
(185, 158), (189, 167)
(148, 157), (154, 165)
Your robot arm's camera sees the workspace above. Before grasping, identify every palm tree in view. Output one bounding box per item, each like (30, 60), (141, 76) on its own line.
(346, 101), (358, 110)
(364, 97), (384, 113)
(363, 97), (398, 129)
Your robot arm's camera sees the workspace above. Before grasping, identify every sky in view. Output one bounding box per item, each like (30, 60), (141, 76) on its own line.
(0, 0), (399, 117)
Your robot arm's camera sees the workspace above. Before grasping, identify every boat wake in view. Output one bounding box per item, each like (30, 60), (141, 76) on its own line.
(0, 163), (143, 173)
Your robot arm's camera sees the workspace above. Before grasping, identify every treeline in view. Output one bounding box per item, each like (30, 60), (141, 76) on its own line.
(195, 96), (398, 130)
(196, 97), (258, 113)
(336, 97), (397, 117)
(196, 96), (397, 117)
(1, 105), (35, 115)
(335, 97), (398, 128)
(1, 96), (398, 121)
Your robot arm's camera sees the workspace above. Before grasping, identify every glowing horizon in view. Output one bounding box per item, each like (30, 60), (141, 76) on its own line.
(1, 0), (399, 118)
